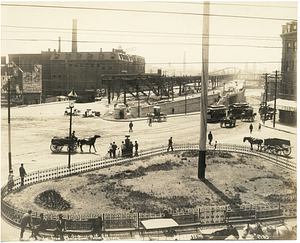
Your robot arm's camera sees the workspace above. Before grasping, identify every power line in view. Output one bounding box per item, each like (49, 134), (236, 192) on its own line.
(156, 1), (297, 9)
(1, 25), (281, 41)
(1, 3), (296, 21)
(1, 38), (282, 49)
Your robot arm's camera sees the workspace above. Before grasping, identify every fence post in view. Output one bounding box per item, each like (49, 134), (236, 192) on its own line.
(137, 212), (140, 231)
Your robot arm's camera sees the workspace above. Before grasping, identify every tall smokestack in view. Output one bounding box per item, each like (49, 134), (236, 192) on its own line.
(72, 19), (77, 52)
(58, 37), (61, 52)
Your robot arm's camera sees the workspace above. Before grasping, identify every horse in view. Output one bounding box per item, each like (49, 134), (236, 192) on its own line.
(191, 225), (239, 240)
(77, 135), (101, 153)
(243, 137), (263, 151)
(242, 223), (296, 240)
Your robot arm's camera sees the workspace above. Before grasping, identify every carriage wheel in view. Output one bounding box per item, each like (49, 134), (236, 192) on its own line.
(50, 144), (63, 153)
(282, 145), (292, 156)
(274, 145), (282, 155)
(67, 143), (78, 153)
(220, 122), (223, 128)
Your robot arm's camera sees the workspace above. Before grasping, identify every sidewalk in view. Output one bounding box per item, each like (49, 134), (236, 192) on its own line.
(261, 120), (297, 135)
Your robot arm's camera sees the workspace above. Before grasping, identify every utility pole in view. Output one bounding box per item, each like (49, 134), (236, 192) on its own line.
(273, 70), (278, 127)
(6, 71), (13, 175)
(199, 1), (210, 180)
(263, 73), (269, 124)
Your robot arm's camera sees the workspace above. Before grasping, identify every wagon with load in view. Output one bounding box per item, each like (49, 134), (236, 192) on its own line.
(220, 115), (236, 128)
(50, 136), (78, 153)
(262, 138), (292, 156)
(240, 107), (256, 122)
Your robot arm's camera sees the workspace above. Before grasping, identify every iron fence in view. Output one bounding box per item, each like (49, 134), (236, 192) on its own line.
(1, 143), (296, 233)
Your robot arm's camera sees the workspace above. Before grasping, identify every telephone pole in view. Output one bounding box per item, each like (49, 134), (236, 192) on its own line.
(263, 73), (269, 124)
(273, 70), (278, 128)
(199, 1), (210, 180)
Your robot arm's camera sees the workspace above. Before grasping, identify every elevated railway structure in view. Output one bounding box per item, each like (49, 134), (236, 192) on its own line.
(100, 67), (262, 104)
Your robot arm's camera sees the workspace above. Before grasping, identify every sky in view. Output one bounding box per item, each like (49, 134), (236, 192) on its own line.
(0, 1), (298, 74)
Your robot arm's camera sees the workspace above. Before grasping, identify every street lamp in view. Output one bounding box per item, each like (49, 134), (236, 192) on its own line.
(68, 88), (77, 169)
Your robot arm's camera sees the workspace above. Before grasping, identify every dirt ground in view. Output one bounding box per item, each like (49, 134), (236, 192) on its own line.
(4, 150), (296, 215)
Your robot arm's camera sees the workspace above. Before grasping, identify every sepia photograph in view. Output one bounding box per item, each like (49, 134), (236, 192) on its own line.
(1, 1), (297, 241)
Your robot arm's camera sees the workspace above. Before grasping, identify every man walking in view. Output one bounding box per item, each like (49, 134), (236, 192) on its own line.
(134, 141), (139, 156)
(249, 124), (253, 134)
(31, 213), (47, 240)
(208, 131), (213, 145)
(19, 164), (26, 186)
(129, 121), (133, 132)
(167, 137), (173, 152)
(20, 210), (32, 240)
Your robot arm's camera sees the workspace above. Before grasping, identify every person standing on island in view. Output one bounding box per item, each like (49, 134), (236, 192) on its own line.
(129, 121), (133, 132)
(167, 137), (173, 152)
(20, 210), (32, 240)
(134, 141), (139, 156)
(258, 123), (261, 132)
(249, 124), (253, 134)
(19, 163), (26, 186)
(208, 131), (213, 145)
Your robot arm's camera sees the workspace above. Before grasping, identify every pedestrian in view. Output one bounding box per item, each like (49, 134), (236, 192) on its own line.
(19, 163), (26, 186)
(108, 143), (113, 157)
(148, 116), (152, 127)
(91, 216), (103, 237)
(121, 141), (125, 157)
(167, 137), (173, 152)
(214, 141), (217, 149)
(249, 124), (253, 134)
(129, 141), (134, 157)
(31, 213), (47, 240)
(53, 214), (65, 240)
(208, 131), (213, 145)
(20, 210), (32, 240)
(258, 123), (261, 131)
(134, 141), (139, 156)
(112, 142), (117, 158)
(129, 121), (133, 132)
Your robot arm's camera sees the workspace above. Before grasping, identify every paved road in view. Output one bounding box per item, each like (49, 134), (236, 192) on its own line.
(1, 89), (297, 241)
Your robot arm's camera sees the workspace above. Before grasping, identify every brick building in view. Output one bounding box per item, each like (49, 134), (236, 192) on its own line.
(8, 47), (145, 103)
(278, 20), (297, 125)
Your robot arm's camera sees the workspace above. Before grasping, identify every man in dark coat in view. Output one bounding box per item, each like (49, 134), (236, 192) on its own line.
(20, 210), (32, 239)
(167, 137), (173, 152)
(31, 213), (47, 240)
(112, 142), (117, 158)
(249, 124), (253, 134)
(208, 131), (213, 145)
(19, 164), (26, 186)
(134, 141), (139, 156)
(91, 216), (103, 237)
(53, 214), (65, 240)
(129, 121), (133, 132)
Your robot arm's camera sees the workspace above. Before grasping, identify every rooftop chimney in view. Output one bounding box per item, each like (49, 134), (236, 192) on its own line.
(58, 37), (61, 52)
(72, 19), (77, 52)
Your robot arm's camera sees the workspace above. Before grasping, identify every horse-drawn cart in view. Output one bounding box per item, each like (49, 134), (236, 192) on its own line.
(50, 136), (78, 153)
(220, 115), (236, 128)
(262, 138), (292, 156)
(241, 108), (256, 122)
(243, 137), (292, 157)
(147, 106), (167, 122)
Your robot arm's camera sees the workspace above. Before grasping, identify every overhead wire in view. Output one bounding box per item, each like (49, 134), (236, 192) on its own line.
(1, 3), (296, 21)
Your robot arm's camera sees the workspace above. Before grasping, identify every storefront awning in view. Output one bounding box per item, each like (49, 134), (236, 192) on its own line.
(267, 99), (297, 112)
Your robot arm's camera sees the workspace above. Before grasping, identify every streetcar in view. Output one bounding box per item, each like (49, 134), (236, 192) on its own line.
(207, 105), (227, 122)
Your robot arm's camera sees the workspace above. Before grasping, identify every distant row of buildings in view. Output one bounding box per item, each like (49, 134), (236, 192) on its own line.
(1, 20), (297, 124)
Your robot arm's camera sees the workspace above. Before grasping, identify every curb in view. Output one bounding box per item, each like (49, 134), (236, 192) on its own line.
(261, 124), (297, 135)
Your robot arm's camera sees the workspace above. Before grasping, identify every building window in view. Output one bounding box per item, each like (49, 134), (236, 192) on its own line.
(97, 64), (100, 67)
(91, 64), (94, 67)
(109, 66), (112, 70)
(58, 75), (61, 78)
(53, 75), (56, 78)
(102, 66), (105, 70)
(286, 60), (289, 71)
(293, 41), (297, 51)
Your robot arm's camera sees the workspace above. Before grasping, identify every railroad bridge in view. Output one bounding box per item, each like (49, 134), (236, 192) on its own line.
(101, 67), (262, 104)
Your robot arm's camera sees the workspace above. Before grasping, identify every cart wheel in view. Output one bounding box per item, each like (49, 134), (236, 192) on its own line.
(67, 144), (78, 153)
(274, 145), (282, 155)
(50, 144), (63, 153)
(282, 145), (292, 156)
(220, 122), (223, 128)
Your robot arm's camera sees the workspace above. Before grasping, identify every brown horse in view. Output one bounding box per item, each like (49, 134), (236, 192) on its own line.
(243, 137), (263, 151)
(77, 135), (101, 153)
